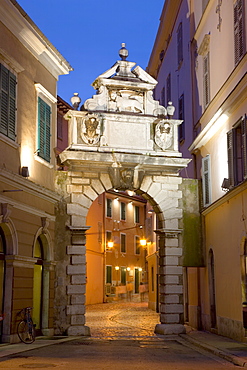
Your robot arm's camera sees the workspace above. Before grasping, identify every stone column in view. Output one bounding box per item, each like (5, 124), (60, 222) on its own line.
(66, 226), (90, 336)
(155, 230), (185, 335)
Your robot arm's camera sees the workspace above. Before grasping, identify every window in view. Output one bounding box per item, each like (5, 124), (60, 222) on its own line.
(120, 202), (126, 221)
(120, 233), (126, 253)
(203, 52), (210, 109)
(37, 97), (51, 162)
(177, 22), (183, 67)
(134, 205), (140, 223)
(106, 231), (112, 244)
(166, 73), (171, 105)
(178, 94), (185, 142)
(202, 155), (211, 206)
(234, 0), (245, 65)
(160, 86), (166, 107)
(106, 265), (112, 284)
(120, 267), (126, 285)
(0, 63), (16, 140)
(227, 116), (247, 187)
(106, 198), (112, 217)
(135, 236), (140, 255)
(57, 113), (63, 140)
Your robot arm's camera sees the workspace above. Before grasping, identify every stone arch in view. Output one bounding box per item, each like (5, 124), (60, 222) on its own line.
(32, 220), (54, 336)
(0, 218), (18, 341)
(64, 171), (185, 336)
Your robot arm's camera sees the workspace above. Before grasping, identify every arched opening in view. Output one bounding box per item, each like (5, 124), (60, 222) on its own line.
(85, 190), (156, 306)
(0, 228), (6, 342)
(33, 235), (44, 335)
(208, 248), (217, 329)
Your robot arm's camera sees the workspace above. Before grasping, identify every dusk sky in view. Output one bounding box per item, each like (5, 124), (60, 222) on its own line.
(17, 0), (164, 106)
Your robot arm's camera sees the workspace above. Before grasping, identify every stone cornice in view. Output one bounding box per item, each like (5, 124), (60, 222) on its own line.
(1, 0), (73, 78)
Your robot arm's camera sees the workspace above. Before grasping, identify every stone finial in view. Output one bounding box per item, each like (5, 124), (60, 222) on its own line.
(119, 43), (128, 61)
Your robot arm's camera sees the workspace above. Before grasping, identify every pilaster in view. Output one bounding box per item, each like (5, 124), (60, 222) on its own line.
(66, 226), (90, 336)
(155, 229), (186, 335)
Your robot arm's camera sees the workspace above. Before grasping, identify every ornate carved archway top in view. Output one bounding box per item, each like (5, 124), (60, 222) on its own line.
(60, 44), (190, 188)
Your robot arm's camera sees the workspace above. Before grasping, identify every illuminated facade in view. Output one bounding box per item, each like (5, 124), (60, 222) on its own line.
(148, 0), (247, 341)
(0, 0), (71, 342)
(86, 191), (149, 305)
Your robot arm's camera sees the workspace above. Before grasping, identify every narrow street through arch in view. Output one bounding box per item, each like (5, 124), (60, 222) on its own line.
(85, 300), (160, 339)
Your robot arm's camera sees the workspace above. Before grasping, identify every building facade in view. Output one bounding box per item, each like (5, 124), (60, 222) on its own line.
(148, 0), (247, 341)
(0, 0), (71, 342)
(86, 191), (148, 305)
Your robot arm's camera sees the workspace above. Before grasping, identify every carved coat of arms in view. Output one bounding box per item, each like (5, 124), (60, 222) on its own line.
(154, 120), (173, 150)
(81, 114), (101, 145)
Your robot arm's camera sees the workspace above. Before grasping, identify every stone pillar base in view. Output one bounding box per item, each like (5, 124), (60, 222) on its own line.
(155, 324), (186, 335)
(67, 325), (91, 336)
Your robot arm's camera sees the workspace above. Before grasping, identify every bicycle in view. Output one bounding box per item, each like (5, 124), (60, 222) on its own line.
(17, 307), (35, 344)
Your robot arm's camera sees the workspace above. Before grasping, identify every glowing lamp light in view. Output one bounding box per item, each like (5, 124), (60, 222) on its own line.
(140, 238), (147, 247)
(115, 266), (120, 271)
(127, 267), (130, 272)
(139, 268), (143, 272)
(107, 241), (114, 249)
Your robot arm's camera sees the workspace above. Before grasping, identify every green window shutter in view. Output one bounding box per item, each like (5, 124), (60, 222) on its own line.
(0, 64), (16, 139)
(38, 97), (51, 162)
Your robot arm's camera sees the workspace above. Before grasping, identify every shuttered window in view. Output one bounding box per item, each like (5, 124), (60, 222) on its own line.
(106, 198), (112, 218)
(177, 22), (183, 67)
(37, 97), (51, 162)
(178, 94), (185, 142)
(0, 64), (16, 140)
(202, 155), (211, 206)
(203, 53), (210, 109)
(166, 73), (171, 105)
(134, 206), (140, 224)
(227, 116), (247, 187)
(120, 234), (126, 253)
(120, 202), (126, 221)
(234, 0), (245, 65)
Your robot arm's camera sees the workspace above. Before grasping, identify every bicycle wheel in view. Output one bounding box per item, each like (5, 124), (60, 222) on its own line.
(17, 320), (35, 344)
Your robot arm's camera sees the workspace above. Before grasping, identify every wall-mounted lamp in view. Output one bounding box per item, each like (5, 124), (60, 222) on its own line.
(127, 267), (130, 272)
(140, 238), (147, 247)
(21, 166), (29, 178)
(139, 268), (143, 272)
(221, 178), (230, 191)
(107, 241), (114, 249)
(115, 266), (120, 271)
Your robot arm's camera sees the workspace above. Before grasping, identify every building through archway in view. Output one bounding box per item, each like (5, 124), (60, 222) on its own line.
(56, 44), (191, 336)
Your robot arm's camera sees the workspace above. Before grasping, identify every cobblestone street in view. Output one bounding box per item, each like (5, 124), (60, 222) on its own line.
(85, 300), (160, 339)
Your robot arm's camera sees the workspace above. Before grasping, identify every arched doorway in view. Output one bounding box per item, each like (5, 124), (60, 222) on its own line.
(57, 45), (190, 336)
(208, 249), (217, 329)
(33, 235), (44, 335)
(0, 228), (5, 342)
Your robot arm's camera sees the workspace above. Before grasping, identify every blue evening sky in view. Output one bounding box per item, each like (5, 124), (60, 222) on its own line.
(17, 0), (164, 106)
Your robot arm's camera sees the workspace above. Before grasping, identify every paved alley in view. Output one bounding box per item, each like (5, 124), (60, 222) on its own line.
(85, 300), (160, 339)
